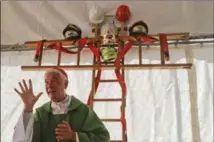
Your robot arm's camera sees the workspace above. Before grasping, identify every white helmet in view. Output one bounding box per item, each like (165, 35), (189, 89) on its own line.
(89, 5), (104, 24)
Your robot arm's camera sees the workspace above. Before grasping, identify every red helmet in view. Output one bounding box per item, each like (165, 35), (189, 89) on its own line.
(116, 5), (131, 22)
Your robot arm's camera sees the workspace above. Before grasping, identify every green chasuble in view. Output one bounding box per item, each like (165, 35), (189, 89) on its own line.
(32, 96), (110, 142)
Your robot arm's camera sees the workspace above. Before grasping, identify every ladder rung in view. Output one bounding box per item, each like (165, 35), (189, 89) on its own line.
(101, 61), (115, 64)
(97, 61), (123, 65)
(101, 119), (121, 122)
(98, 79), (118, 82)
(93, 98), (123, 102)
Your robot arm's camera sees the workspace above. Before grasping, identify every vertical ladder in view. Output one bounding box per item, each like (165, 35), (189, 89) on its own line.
(87, 22), (129, 142)
(88, 45), (127, 142)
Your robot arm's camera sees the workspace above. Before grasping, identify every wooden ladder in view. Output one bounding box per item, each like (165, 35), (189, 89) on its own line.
(87, 36), (127, 141)
(88, 59), (127, 142)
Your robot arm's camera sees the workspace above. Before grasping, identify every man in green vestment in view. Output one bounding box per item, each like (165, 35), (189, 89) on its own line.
(12, 68), (110, 142)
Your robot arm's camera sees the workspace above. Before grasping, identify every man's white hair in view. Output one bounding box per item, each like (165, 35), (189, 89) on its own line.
(45, 68), (68, 82)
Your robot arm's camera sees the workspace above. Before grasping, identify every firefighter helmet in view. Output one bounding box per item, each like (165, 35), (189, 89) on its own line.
(116, 5), (131, 22)
(89, 5), (105, 24)
(63, 24), (82, 40)
(129, 20), (149, 36)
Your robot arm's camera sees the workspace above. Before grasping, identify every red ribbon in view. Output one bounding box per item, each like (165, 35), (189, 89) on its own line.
(47, 37), (87, 54)
(87, 42), (102, 105)
(34, 40), (45, 62)
(159, 33), (169, 60)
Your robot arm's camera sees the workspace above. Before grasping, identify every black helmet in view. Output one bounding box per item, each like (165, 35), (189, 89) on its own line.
(63, 24), (82, 40)
(129, 21), (149, 36)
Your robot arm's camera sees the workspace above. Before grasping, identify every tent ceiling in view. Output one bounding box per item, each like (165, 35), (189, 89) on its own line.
(1, 1), (213, 45)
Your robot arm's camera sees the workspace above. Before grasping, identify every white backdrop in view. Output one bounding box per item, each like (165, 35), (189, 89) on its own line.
(1, 1), (213, 45)
(1, 43), (213, 142)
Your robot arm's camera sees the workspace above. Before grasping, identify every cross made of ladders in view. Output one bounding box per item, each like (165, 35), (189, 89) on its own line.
(21, 26), (192, 142)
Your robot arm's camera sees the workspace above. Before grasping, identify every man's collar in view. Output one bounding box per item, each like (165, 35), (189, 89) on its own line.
(51, 95), (70, 109)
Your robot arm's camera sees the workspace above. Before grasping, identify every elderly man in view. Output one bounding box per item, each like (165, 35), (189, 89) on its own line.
(12, 68), (110, 142)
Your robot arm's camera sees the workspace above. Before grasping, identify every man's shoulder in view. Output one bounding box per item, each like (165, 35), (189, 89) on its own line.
(71, 96), (85, 105)
(69, 96), (89, 111)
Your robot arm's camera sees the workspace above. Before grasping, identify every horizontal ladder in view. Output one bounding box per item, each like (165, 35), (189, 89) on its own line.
(21, 63), (192, 71)
(23, 32), (190, 47)
(93, 98), (123, 102)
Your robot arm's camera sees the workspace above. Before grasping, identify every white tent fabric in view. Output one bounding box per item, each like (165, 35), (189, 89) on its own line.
(1, 44), (213, 142)
(1, 1), (213, 45)
(1, 1), (213, 142)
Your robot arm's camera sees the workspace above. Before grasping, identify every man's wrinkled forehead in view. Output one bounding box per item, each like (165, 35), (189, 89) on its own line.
(45, 71), (61, 80)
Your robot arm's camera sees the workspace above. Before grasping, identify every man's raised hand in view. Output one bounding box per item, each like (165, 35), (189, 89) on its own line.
(14, 79), (43, 112)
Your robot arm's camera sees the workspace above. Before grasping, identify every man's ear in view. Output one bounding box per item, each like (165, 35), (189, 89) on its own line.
(65, 80), (68, 89)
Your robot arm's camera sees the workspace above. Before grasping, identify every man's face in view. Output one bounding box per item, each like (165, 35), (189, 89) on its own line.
(45, 71), (66, 102)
